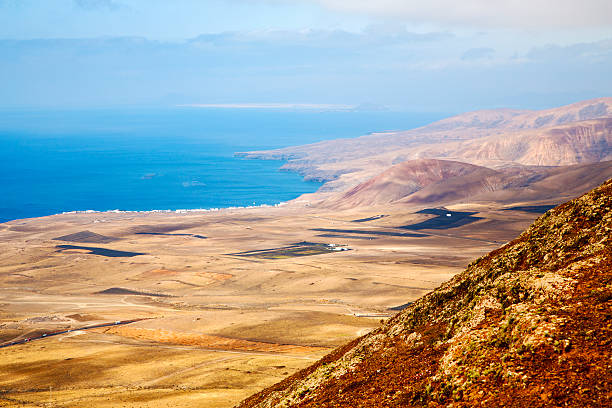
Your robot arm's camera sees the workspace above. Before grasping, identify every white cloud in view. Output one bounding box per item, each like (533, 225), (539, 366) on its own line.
(1, 31), (611, 109)
(305, 0), (612, 29)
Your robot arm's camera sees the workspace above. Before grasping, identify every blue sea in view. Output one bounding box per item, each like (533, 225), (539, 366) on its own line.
(0, 108), (446, 223)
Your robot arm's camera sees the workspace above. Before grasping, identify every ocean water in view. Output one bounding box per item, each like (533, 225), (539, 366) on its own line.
(0, 108), (446, 223)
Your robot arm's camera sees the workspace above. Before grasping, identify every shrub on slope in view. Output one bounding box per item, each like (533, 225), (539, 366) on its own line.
(238, 179), (612, 408)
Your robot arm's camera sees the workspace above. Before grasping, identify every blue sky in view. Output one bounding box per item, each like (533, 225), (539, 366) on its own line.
(1, 0), (611, 111)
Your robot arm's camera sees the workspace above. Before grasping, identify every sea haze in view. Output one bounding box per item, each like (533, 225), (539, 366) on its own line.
(0, 107), (446, 223)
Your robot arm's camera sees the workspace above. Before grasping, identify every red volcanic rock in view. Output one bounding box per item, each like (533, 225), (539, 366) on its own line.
(238, 178), (612, 408)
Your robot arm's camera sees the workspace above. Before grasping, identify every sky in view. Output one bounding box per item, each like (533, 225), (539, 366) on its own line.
(0, 0), (611, 111)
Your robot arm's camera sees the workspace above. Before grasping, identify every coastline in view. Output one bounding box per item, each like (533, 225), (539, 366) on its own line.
(0, 202), (291, 225)
(2, 108), (441, 225)
(59, 202), (289, 216)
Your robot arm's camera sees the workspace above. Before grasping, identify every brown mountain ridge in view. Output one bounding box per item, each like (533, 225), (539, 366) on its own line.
(329, 159), (498, 209)
(238, 98), (612, 193)
(323, 159), (612, 209)
(238, 178), (612, 407)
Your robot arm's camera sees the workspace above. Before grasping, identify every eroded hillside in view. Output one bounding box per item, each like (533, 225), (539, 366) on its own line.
(322, 159), (612, 209)
(238, 178), (612, 407)
(238, 98), (612, 192)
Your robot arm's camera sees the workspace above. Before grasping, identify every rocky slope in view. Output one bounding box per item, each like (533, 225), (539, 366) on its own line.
(238, 179), (612, 407)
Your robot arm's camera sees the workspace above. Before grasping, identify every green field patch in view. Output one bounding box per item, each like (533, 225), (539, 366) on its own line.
(227, 241), (350, 259)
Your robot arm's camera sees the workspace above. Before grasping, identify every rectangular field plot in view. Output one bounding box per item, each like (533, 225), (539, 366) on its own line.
(227, 242), (349, 259)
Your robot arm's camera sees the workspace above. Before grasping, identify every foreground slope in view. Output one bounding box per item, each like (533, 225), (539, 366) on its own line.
(239, 179), (612, 407)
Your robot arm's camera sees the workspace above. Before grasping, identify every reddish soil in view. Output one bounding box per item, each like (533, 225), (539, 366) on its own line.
(239, 179), (612, 408)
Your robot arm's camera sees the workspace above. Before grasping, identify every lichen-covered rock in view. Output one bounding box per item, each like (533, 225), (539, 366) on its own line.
(238, 179), (612, 408)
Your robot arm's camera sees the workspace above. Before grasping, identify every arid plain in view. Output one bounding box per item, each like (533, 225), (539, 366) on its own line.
(0, 199), (541, 407)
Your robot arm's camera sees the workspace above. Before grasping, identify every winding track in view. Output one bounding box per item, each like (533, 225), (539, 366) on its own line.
(0, 318), (150, 349)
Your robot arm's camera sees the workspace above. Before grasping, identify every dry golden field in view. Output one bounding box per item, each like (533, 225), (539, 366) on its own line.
(0, 202), (539, 407)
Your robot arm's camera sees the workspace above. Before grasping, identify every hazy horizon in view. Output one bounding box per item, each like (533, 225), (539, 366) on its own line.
(1, 0), (611, 112)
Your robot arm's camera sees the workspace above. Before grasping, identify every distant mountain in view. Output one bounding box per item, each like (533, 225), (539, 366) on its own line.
(403, 160), (612, 206)
(325, 159), (498, 208)
(238, 178), (612, 408)
(419, 118), (612, 167)
(238, 98), (612, 193)
(323, 159), (612, 208)
(420, 97), (611, 132)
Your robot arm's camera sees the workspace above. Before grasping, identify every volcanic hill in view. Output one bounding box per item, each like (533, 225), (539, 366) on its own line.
(329, 159), (498, 209)
(324, 159), (612, 209)
(238, 178), (612, 407)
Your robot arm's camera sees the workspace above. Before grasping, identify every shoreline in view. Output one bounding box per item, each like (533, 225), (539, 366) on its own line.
(1, 201), (291, 225)
(60, 201), (289, 215)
